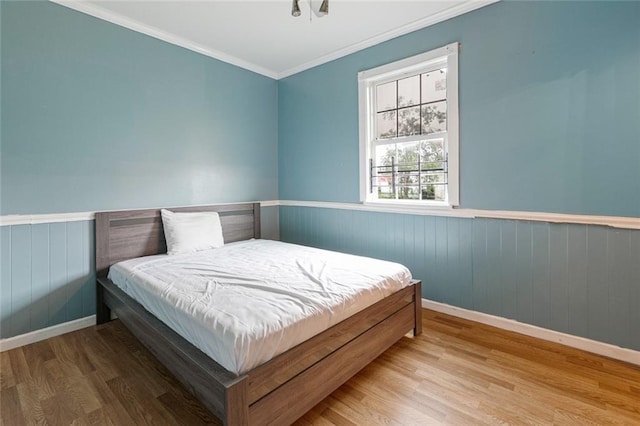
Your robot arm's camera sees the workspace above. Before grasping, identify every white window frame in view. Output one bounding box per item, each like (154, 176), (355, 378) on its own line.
(358, 42), (460, 209)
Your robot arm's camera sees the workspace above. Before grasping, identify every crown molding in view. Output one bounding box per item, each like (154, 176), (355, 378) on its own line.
(276, 0), (500, 79)
(50, 0), (279, 79)
(50, 0), (498, 81)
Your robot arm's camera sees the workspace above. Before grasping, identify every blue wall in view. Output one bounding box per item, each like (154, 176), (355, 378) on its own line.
(2, 0), (639, 354)
(0, 1), (278, 338)
(278, 1), (640, 218)
(1, 1), (278, 215)
(277, 1), (640, 352)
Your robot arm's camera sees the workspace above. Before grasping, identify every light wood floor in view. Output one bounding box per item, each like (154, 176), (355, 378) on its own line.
(2, 309), (639, 425)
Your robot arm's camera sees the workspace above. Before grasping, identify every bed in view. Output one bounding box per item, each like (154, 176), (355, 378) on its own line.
(96, 203), (422, 425)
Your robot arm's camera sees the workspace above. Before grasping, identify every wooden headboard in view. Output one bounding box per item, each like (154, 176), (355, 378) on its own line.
(95, 203), (260, 277)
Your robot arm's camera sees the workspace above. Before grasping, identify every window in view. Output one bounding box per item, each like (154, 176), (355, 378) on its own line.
(359, 43), (459, 207)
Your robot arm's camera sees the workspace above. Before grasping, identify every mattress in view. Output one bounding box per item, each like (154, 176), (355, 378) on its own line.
(107, 239), (412, 375)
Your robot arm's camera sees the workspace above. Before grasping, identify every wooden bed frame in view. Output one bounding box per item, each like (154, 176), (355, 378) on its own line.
(95, 203), (422, 425)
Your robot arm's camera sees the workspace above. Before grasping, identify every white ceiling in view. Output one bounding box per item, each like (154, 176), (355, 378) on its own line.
(53, 0), (496, 79)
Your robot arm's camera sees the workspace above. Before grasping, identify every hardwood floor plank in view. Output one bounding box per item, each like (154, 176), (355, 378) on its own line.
(503, 373), (637, 425)
(15, 379), (47, 425)
(552, 406), (622, 426)
(26, 368), (56, 402)
(157, 389), (221, 426)
(352, 369), (448, 423)
(0, 386), (26, 426)
(1, 309), (639, 426)
(0, 352), (16, 390)
(81, 337), (121, 383)
(319, 405), (358, 426)
(323, 395), (401, 426)
(107, 376), (179, 425)
(66, 375), (103, 415)
(105, 376), (155, 425)
(84, 371), (119, 407)
(40, 394), (82, 425)
(102, 401), (138, 426)
(48, 334), (95, 376)
(8, 348), (32, 384)
(43, 359), (86, 416)
(21, 340), (55, 382)
(127, 349), (171, 397)
(85, 407), (115, 426)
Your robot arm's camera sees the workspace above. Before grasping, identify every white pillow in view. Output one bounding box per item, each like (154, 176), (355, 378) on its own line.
(161, 209), (224, 255)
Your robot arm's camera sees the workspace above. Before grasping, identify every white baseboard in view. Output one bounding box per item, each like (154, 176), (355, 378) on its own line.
(1, 302), (637, 367)
(422, 299), (640, 367)
(0, 315), (96, 352)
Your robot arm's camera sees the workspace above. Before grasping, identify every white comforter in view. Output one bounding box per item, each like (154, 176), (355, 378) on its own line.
(108, 239), (412, 375)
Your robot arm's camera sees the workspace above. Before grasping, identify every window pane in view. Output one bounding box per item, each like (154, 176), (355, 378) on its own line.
(434, 183), (446, 201)
(421, 69), (447, 104)
(398, 186), (420, 200)
(420, 173), (446, 201)
(397, 106), (420, 137)
(375, 145), (396, 175)
(376, 81), (396, 112)
(375, 145), (396, 167)
(398, 75), (420, 108)
(395, 142), (418, 200)
(419, 139), (445, 163)
(377, 111), (397, 139)
(421, 184), (436, 200)
(421, 101), (447, 134)
(378, 186), (394, 199)
(370, 139), (449, 202)
(375, 145), (395, 199)
(422, 185), (445, 201)
(396, 142), (419, 171)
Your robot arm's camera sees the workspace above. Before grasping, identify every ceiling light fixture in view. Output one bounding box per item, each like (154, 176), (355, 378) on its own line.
(319, 0), (328, 16)
(291, 0), (301, 17)
(291, 0), (329, 18)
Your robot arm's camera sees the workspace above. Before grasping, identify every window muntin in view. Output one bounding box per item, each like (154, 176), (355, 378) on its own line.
(371, 139), (447, 202)
(375, 69), (447, 139)
(359, 43), (459, 207)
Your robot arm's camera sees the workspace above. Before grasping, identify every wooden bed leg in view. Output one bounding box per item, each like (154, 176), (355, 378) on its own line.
(224, 377), (249, 426)
(413, 281), (423, 336)
(96, 283), (111, 324)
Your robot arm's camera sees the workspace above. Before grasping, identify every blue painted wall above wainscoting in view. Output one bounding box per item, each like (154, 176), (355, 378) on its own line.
(278, 1), (640, 218)
(1, 1), (278, 215)
(280, 206), (640, 352)
(0, 0), (279, 339)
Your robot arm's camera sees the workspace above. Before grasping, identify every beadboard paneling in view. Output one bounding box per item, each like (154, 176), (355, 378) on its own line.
(0, 227), (12, 337)
(0, 221), (95, 338)
(279, 206), (640, 351)
(0, 210), (278, 339)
